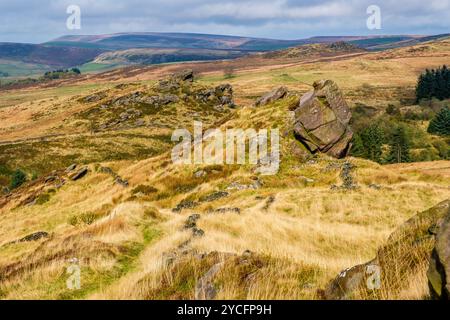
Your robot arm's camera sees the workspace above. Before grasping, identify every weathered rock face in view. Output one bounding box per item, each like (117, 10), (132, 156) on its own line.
(428, 211), (450, 300)
(255, 86), (288, 106)
(294, 80), (353, 158)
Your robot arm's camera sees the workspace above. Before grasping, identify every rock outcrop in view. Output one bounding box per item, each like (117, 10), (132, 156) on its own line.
(79, 69), (235, 132)
(428, 211), (450, 299)
(294, 80), (353, 158)
(255, 86), (288, 106)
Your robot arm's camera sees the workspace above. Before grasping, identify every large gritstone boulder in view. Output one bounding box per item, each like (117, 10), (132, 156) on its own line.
(293, 80), (353, 158)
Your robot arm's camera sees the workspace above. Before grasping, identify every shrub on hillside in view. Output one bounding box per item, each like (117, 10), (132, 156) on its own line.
(10, 169), (27, 189)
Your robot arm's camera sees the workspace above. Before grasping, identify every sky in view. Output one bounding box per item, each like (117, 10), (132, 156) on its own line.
(0, 0), (449, 43)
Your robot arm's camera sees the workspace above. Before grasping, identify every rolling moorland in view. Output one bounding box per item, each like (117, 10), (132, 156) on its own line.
(0, 35), (449, 300)
(1, 32), (449, 79)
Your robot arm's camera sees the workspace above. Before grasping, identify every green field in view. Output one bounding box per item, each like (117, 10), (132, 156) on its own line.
(0, 59), (50, 78)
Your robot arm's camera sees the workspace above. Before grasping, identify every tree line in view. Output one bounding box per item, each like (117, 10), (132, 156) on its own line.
(416, 65), (450, 101)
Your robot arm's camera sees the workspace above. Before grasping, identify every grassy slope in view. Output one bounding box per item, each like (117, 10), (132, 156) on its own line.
(0, 38), (449, 300)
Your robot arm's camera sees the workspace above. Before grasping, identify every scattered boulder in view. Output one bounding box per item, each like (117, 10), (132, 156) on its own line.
(195, 262), (224, 300)
(171, 69), (194, 83)
(173, 200), (199, 213)
(194, 170), (207, 178)
(192, 227), (205, 238)
(368, 183), (382, 190)
(428, 211), (450, 300)
(6, 231), (49, 245)
(99, 166), (129, 187)
(262, 195), (275, 210)
(68, 167), (88, 181)
(255, 86), (288, 106)
(183, 214), (205, 238)
(115, 177), (129, 188)
(184, 214), (201, 229)
(227, 179), (262, 191)
(66, 164), (77, 172)
(196, 84), (235, 109)
(293, 80), (353, 158)
(18, 231), (49, 242)
(209, 207), (241, 215)
(161, 94), (180, 104)
(44, 175), (57, 183)
(339, 161), (358, 190)
(99, 166), (115, 176)
(82, 92), (107, 103)
(158, 69), (194, 92)
(200, 191), (229, 203)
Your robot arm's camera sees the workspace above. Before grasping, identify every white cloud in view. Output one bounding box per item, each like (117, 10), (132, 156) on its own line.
(0, 0), (448, 43)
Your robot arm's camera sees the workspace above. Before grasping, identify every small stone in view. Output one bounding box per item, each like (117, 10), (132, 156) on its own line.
(66, 164), (77, 172)
(193, 227), (205, 238)
(184, 214), (201, 229)
(194, 170), (207, 178)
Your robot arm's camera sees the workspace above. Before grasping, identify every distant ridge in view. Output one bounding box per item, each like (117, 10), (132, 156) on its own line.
(1, 32), (449, 78)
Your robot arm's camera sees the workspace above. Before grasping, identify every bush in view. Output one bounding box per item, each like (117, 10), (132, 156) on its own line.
(386, 104), (400, 116)
(432, 140), (450, 159)
(35, 193), (51, 205)
(10, 169), (27, 189)
(132, 185), (158, 195)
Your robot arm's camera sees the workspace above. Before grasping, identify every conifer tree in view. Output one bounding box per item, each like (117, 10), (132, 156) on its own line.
(360, 124), (384, 163)
(416, 66), (450, 101)
(386, 126), (411, 164)
(350, 133), (366, 158)
(428, 106), (450, 136)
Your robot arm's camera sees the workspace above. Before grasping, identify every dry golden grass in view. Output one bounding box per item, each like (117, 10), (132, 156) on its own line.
(0, 37), (449, 300)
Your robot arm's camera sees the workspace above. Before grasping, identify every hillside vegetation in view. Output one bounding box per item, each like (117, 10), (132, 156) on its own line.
(0, 37), (449, 300)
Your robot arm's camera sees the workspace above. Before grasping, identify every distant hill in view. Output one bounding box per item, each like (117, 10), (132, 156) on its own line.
(0, 43), (103, 68)
(93, 48), (247, 65)
(47, 32), (299, 51)
(353, 33), (450, 50)
(260, 42), (366, 59)
(1, 32), (448, 78)
(47, 33), (435, 52)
